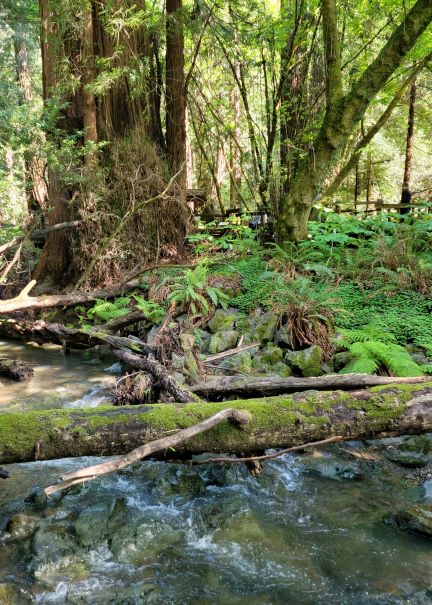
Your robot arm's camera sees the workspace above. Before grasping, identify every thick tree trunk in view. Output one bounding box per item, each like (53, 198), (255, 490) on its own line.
(1, 381), (431, 464)
(277, 0), (432, 242)
(166, 0), (187, 191)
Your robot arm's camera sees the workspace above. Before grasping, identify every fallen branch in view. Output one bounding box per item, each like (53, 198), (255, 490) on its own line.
(190, 373), (431, 398)
(0, 221), (80, 255)
(203, 342), (260, 363)
(44, 408), (251, 495)
(193, 435), (344, 465)
(0, 381), (431, 465)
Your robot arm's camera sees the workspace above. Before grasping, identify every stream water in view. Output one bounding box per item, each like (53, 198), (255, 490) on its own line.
(0, 340), (431, 604)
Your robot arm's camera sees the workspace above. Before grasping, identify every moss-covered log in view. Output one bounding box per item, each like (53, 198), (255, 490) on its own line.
(1, 382), (431, 464)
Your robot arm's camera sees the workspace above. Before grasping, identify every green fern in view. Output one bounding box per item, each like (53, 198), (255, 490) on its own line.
(339, 329), (425, 377)
(167, 262), (229, 315)
(87, 297), (131, 322)
(133, 295), (166, 323)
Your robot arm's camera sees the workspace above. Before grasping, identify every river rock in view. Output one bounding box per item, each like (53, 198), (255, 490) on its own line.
(0, 583), (30, 605)
(386, 504), (432, 538)
(6, 514), (39, 541)
(110, 520), (184, 564)
(285, 345), (324, 377)
(209, 330), (239, 354)
(385, 450), (429, 468)
(75, 506), (110, 547)
(208, 309), (237, 333)
(103, 362), (123, 375)
(301, 456), (364, 481)
(32, 523), (80, 561)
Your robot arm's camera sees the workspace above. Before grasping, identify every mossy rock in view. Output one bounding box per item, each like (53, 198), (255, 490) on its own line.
(6, 514), (39, 542)
(385, 504), (432, 538)
(219, 351), (254, 374)
(209, 330), (239, 354)
(0, 584), (29, 605)
(208, 309), (237, 333)
(385, 450), (429, 468)
(398, 435), (432, 455)
(271, 361), (293, 377)
(333, 352), (354, 372)
(260, 344), (284, 365)
(285, 346), (324, 377)
(243, 311), (278, 344)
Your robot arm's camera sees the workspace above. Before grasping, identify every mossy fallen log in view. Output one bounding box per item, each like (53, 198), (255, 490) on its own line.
(0, 382), (431, 464)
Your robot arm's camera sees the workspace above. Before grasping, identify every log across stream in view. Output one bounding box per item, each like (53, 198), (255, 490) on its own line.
(1, 381), (431, 465)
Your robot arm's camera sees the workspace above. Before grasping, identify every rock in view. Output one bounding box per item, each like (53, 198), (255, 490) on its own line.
(398, 435), (432, 455)
(147, 324), (162, 347)
(302, 456), (364, 481)
(219, 352), (254, 374)
(32, 524), (79, 561)
(209, 330), (239, 354)
(410, 352), (431, 366)
(0, 584), (29, 605)
(171, 353), (185, 371)
(333, 351), (354, 372)
(172, 371), (186, 385)
(422, 479), (432, 501)
(208, 309), (237, 333)
(385, 450), (429, 468)
(285, 345), (324, 377)
(321, 362), (335, 374)
(259, 344), (284, 365)
(386, 504), (432, 538)
(271, 361), (293, 377)
(75, 506), (110, 547)
(103, 362), (123, 375)
(194, 329), (211, 353)
(244, 311), (278, 344)
(6, 514), (39, 541)
(110, 520), (183, 564)
(274, 326), (289, 347)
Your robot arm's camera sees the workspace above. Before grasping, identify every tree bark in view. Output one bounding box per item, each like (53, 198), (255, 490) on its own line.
(277, 0), (432, 242)
(1, 381), (431, 464)
(400, 79), (417, 213)
(166, 0), (187, 191)
(190, 374), (431, 399)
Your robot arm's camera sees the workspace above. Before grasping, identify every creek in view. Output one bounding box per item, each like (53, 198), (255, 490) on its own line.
(0, 340), (431, 604)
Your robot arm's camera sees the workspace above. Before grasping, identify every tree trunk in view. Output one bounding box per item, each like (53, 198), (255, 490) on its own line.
(166, 0), (187, 191)
(277, 0), (432, 242)
(1, 381), (431, 464)
(400, 79), (417, 214)
(13, 21), (47, 222)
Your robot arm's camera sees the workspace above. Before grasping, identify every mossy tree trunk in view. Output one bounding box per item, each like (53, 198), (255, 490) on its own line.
(1, 382), (431, 464)
(277, 0), (432, 243)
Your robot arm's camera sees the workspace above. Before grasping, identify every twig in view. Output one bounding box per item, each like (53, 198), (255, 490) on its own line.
(44, 408), (251, 495)
(203, 342), (260, 363)
(192, 436), (344, 465)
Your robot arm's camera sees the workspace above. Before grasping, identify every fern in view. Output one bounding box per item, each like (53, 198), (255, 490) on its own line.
(87, 297), (131, 322)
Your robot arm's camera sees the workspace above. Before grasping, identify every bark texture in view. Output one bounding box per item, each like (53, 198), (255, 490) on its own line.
(277, 0), (432, 242)
(1, 382), (431, 464)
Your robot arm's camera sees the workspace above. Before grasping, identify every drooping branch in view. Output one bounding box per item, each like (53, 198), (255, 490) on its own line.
(0, 381), (431, 465)
(0, 222), (80, 255)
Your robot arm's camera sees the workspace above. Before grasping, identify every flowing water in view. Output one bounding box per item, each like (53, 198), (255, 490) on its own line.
(0, 340), (431, 604)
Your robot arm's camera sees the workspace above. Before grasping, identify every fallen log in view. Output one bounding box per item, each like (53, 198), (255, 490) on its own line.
(0, 318), (194, 403)
(45, 408), (251, 495)
(0, 262), (191, 314)
(190, 374), (431, 399)
(0, 381), (431, 465)
(0, 359), (33, 381)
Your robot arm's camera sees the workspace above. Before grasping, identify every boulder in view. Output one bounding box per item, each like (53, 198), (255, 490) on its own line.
(209, 330), (239, 354)
(208, 309), (237, 333)
(259, 344), (284, 365)
(219, 351), (254, 374)
(244, 311), (278, 344)
(6, 514), (39, 541)
(285, 345), (324, 377)
(386, 504), (432, 538)
(333, 351), (354, 372)
(385, 450), (429, 468)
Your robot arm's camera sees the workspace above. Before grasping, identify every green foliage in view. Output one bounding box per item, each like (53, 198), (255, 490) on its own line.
(167, 262), (229, 316)
(86, 297), (132, 322)
(132, 295), (166, 324)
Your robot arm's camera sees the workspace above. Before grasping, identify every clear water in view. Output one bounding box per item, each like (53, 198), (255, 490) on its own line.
(0, 341), (431, 604)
